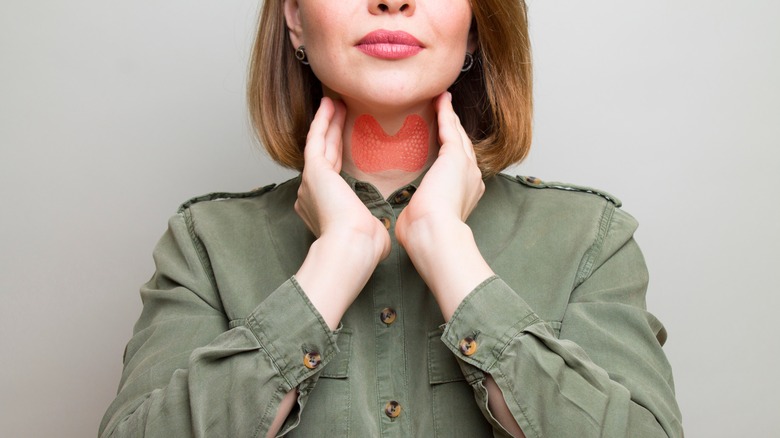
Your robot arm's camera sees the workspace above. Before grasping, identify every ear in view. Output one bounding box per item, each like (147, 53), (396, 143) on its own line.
(466, 16), (478, 53)
(283, 0), (304, 48)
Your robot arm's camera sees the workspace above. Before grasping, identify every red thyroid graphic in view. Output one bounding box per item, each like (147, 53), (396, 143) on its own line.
(351, 114), (429, 173)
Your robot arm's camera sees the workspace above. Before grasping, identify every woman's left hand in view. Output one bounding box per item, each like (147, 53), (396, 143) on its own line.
(396, 92), (484, 233)
(395, 92), (494, 320)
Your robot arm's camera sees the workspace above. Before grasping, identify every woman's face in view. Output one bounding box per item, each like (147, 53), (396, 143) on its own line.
(284, 0), (475, 110)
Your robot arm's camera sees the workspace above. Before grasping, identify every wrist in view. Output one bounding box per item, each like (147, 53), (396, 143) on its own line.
(399, 218), (494, 321)
(396, 212), (461, 250)
(296, 232), (383, 330)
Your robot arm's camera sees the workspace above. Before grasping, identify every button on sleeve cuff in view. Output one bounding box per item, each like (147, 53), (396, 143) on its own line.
(246, 276), (340, 390)
(441, 275), (540, 372)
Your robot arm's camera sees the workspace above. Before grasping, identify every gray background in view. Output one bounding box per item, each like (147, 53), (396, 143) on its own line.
(1, 0), (778, 436)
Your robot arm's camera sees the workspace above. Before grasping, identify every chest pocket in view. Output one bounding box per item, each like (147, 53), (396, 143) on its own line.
(427, 329), (493, 437)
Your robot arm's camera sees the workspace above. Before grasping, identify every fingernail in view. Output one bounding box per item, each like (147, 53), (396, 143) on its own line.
(446, 91), (453, 102)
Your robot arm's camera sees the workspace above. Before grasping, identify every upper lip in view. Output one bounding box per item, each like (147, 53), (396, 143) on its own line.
(357, 30), (423, 47)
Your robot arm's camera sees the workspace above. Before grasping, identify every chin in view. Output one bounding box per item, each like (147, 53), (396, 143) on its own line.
(344, 84), (452, 112)
(320, 65), (459, 111)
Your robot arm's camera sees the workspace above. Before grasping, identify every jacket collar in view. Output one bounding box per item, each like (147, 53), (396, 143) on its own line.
(339, 171), (427, 206)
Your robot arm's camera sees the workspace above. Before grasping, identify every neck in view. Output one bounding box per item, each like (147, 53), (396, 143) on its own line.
(338, 98), (439, 199)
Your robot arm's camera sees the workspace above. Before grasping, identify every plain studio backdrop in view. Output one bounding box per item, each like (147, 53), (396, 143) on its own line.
(1, 0), (778, 436)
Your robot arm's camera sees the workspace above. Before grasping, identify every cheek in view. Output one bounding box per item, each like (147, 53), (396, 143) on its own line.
(430, 2), (473, 42)
(298, 7), (341, 52)
(298, 11), (350, 83)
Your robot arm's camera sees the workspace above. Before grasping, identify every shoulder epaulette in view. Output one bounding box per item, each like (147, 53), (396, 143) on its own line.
(513, 175), (622, 207)
(177, 183), (277, 213)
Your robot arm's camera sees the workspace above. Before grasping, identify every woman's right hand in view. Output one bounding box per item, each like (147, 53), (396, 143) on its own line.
(294, 97), (391, 329)
(294, 97), (387, 244)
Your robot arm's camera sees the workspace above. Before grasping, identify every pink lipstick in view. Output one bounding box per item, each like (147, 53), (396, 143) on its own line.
(356, 30), (423, 59)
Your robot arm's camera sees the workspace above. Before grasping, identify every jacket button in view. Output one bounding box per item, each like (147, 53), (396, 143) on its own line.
(392, 189), (413, 204)
(380, 217), (392, 230)
(303, 351), (321, 369)
(459, 337), (478, 356)
(380, 307), (397, 325)
(385, 401), (402, 418)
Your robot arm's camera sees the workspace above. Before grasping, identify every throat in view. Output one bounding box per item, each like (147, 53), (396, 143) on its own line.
(351, 114), (429, 173)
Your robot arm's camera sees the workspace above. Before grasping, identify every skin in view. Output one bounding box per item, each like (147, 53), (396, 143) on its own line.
(270, 1), (526, 437)
(283, 0), (472, 195)
(351, 114), (429, 173)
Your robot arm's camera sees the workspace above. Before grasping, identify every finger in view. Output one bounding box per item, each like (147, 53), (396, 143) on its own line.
(304, 97), (335, 161)
(455, 117), (477, 161)
(323, 99), (346, 167)
(435, 92), (465, 155)
(440, 92), (477, 162)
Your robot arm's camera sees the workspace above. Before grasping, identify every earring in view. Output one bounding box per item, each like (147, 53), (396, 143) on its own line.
(295, 45), (309, 65)
(461, 52), (474, 72)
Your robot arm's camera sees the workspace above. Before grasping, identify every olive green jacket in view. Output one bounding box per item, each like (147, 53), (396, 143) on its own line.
(100, 173), (682, 437)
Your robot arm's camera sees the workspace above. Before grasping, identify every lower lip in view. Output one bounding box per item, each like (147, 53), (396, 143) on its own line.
(356, 43), (423, 59)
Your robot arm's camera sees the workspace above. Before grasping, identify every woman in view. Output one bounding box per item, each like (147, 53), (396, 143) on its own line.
(100, 0), (682, 436)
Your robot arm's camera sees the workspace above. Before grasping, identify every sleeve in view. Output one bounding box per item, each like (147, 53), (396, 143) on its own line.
(441, 203), (683, 437)
(99, 212), (338, 438)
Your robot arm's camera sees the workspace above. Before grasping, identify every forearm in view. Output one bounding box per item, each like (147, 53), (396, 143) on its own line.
(401, 220), (525, 435)
(103, 279), (341, 437)
(296, 230), (385, 330)
(399, 218), (493, 320)
(261, 230), (388, 435)
(443, 277), (681, 437)
(105, 327), (288, 437)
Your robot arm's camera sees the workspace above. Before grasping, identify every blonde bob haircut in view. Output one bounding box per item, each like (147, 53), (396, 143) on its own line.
(248, 0), (532, 177)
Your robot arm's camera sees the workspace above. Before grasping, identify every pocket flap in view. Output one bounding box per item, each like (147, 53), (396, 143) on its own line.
(320, 329), (352, 378)
(427, 329), (465, 384)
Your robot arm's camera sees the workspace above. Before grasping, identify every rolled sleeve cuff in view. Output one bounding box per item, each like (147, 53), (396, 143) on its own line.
(246, 276), (340, 390)
(442, 275), (540, 373)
